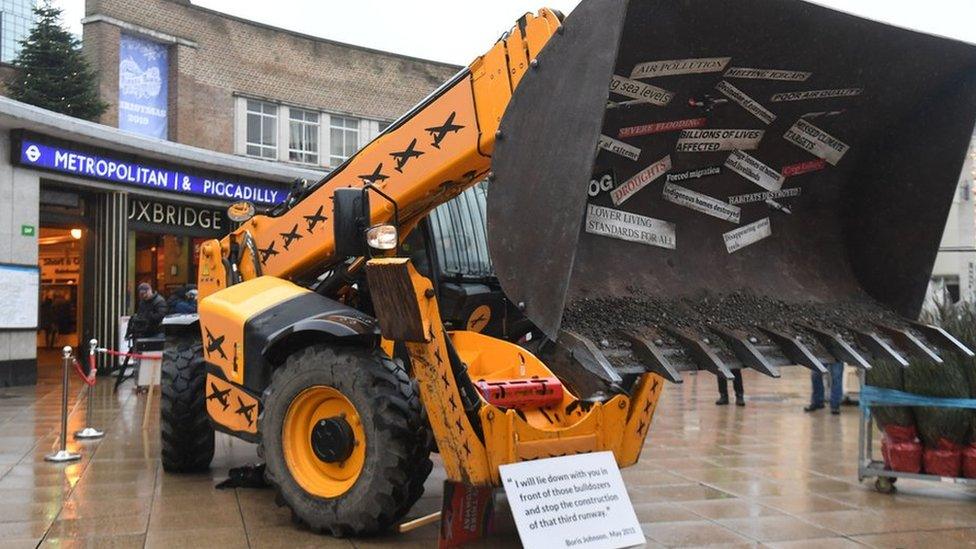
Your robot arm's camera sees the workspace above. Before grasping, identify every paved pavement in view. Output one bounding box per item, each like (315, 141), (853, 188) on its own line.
(1, 358), (975, 548)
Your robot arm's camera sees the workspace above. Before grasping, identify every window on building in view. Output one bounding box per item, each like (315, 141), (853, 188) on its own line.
(330, 115), (360, 165)
(246, 99), (277, 159)
(288, 108), (319, 164)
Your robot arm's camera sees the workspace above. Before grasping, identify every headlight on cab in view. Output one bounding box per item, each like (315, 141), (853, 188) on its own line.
(366, 224), (398, 251)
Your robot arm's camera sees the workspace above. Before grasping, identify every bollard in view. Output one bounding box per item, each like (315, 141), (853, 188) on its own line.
(45, 346), (82, 463)
(74, 338), (104, 440)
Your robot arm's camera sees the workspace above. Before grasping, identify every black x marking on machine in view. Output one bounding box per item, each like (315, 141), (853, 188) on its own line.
(390, 138), (424, 173)
(257, 241), (278, 265)
(358, 163), (389, 184)
(303, 206), (328, 233)
(279, 224), (303, 250)
(206, 382), (231, 410)
(235, 396), (256, 426)
(424, 112), (464, 149)
(205, 327), (227, 360)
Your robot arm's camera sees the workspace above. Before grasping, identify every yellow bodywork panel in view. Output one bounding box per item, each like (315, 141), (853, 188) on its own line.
(365, 257), (664, 487)
(198, 276), (308, 384)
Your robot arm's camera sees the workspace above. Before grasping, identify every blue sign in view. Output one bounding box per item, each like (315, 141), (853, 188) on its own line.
(19, 139), (285, 204)
(118, 34), (169, 139)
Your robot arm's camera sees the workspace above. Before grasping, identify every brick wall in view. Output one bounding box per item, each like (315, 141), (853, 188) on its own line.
(83, 0), (460, 154)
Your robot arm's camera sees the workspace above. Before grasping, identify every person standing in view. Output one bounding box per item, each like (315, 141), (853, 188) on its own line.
(134, 283), (168, 337)
(804, 361), (844, 414)
(716, 370), (745, 407)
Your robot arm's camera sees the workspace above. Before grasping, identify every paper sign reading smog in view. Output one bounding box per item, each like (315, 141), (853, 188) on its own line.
(618, 117), (706, 139)
(781, 158), (827, 177)
(783, 119), (849, 165)
(610, 155), (671, 205)
(609, 75), (673, 106)
(663, 183), (741, 223)
(728, 188), (801, 205)
(585, 204), (676, 249)
(724, 67), (812, 81)
(724, 217), (772, 253)
(724, 150), (784, 191)
(715, 80), (776, 124)
(666, 166), (721, 183)
(630, 56), (730, 79)
(770, 88), (863, 102)
(597, 134), (641, 161)
(501, 452), (646, 549)
(675, 129), (764, 153)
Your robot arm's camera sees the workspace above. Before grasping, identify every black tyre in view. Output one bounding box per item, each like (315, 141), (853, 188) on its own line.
(160, 332), (215, 472)
(259, 345), (432, 536)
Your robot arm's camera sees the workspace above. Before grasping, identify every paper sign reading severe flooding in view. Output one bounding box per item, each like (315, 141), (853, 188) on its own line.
(724, 217), (772, 253)
(630, 56), (731, 79)
(783, 119), (849, 165)
(728, 187), (801, 205)
(723, 67), (812, 81)
(770, 88), (863, 102)
(662, 183), (741, 223)
(617, 117), (706, 139)
(598, 134), (641, 161)
(585, 203), (676, 249)
(674, 129), (764, 153)
(610, 155), (671, 206)
(501, 452), (646, 549)
(724, 150), (785, 191)
(715, 80), (776, 125)
(609, 75), (673, 106)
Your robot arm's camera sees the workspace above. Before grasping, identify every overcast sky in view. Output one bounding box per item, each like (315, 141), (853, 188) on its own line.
(52, 0), (975, 66)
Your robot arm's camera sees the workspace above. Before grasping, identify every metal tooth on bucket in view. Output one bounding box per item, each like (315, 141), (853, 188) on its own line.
(755, 326), (826, 374)
(618, 330), (683, 384)
(661, 326), (733, 380)
(709, 326), (780, 379)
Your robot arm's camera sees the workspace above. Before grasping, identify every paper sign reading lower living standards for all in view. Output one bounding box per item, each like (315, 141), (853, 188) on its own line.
(586, 204), (676, 249)
(500, 452), (646, 549)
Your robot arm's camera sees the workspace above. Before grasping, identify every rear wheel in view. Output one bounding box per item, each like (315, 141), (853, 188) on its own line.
(160, 333), (215, 472)
(259, 346), (432, 536)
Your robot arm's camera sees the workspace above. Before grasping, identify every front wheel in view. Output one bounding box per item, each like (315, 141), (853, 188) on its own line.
(259, 346), (432, 536)
(160, 332), (215, 472)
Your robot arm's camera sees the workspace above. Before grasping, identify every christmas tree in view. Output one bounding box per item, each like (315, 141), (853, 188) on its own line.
(7, 2), (107, 120)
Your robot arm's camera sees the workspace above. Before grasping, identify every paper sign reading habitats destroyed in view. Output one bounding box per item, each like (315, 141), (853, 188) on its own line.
(501, 452), (646, 549)
(724, 67), (812, 81)
(663, 183), (741, 223)
(585, 204), (676, 249)
(728, 188), (801, 205)
(770, 88), (863, 102)
(609, 75), (673, 106)
(715, 80), (776, 124)
(630, 56), (731, 79)
(783, 119), (849, 165)
(618, 117), (706, 139)
(666, 166), (721, 183)
(724, 217), (772, 253)
(674, 129), (764, 153)
(611, 155), (671, 205)
(598, 134), (641, 161)
(724, 150), (784, 191)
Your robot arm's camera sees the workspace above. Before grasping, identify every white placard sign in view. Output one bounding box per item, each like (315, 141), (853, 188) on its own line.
(675, 129), (763, 153)
(609, 75), (673, 106)
(597, 134), (641, 161)
(630, 56), (730, 79)
(770, 88), (863, 102)
(662, 183), (741, 223)
(783, 119), (849, 165)
(724, 217), (772, 253)
(610, 155), (671, 205)
(500, 452), (646, 549)
(724, 67), (812, 81)
(0, 264), (39, 329)
(715, 80), (776, 124)
(586, 204), (676, 249)
(725, 150), (784, 191)
(728, 187), (801, 205)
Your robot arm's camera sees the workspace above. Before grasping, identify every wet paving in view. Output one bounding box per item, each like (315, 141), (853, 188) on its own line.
(2, 360), (976, 548)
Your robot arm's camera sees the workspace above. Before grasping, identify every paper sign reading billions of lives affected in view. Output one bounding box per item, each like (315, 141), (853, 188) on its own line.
(598, 134), (641, 161)
(715, 80), (776, 124)
(724, 217), (772, 253)
(630, 56), (730, 79)
(784, 119), (849, 165)
(663, 183), (741, 223)
(501, 452), (646, 549)
(674, 129), (763, 153)
(725, 150), (784, 192)
(610, 155), (671, 205)
(723, 67), (812, 81)
(609, 75), (673, 106)
(586, 204), (676, 249)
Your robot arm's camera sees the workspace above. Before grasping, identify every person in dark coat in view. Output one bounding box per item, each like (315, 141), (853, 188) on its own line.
(134, 282), (168, 336)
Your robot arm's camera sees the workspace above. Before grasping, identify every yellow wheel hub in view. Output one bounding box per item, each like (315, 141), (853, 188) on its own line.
(282, 385), (366, 498)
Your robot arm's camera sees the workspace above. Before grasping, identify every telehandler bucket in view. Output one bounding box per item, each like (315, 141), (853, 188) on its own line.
(488, 0), (976, 381)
